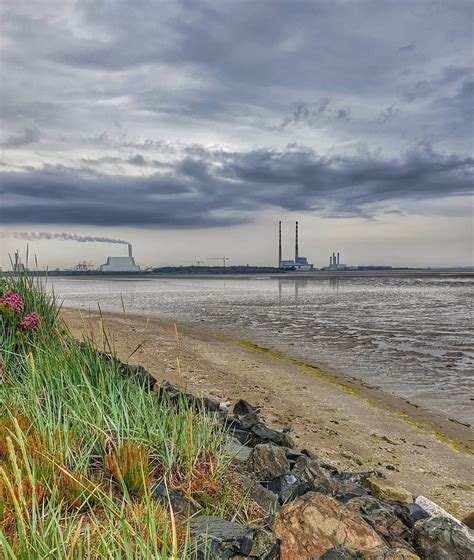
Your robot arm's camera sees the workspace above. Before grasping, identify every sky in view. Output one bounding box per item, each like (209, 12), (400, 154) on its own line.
(1, 0), (473, 269)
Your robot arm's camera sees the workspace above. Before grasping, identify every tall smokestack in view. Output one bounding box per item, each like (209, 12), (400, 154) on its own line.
(128, 243), (133, 258)
(329, 255), (332, 267)
(337, 252), (340, 265)
(278, 221), (282, 268)
(333, 252), (336, 267)
(295, 221), (299, 261)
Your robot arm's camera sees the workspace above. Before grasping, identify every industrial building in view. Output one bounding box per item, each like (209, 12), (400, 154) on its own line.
(100, 244), (140, 272)
(324, 252), (348, 271)
(278, 221), (314, 271)
(13, 251), (26, 273)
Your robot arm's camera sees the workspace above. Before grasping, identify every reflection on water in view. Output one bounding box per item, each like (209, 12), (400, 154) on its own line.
(51, 274), (474, 424)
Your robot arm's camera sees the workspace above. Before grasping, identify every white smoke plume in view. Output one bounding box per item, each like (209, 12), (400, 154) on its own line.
(1, 232), (129, 245)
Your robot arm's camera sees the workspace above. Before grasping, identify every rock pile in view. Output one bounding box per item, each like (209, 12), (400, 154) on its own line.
(117, 361), (474, 559)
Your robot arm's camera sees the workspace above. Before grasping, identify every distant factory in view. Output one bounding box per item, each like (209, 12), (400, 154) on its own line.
(100, 243), (140, 272)
(324, 252), (347, 271)
(278, 221), (314, 271)
(13, 251), (26, 273)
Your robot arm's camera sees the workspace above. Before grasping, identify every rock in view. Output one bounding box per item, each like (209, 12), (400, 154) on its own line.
(234, 399), (259, 416)
(190, 515), (278, 559)
(346, 496), (414, 550)
(463, 512), (474, 530)
(246, 444), (290, 481)
(239, 411), (261, 430)
(238, 474), (279, 513)
(364, 478), (412, 504)
(150, 481), (197, 516)
(385, 550), (421, 559)
(320, 546), (420, 559)
(232, 427), (253, 445)
(335, 470), (384, 485)
(284, 447), (304, 464)
(413, 516), (474, 559)
(318, 461), (340, 477)
(301, 448), (317, 460)
(414, 495), (462, 525)
(248, 526), (280, 559)
(223, 438), (252, 462)
(320, 544), (371, 558)
(157, 380), (181, 400)
(201, 396), (222, 413)
(405, 503), (430, 523)
(251, 423), (296, 448)
(333, 482), (370, 503)
(120, 363), (156, 390)
(293, 456), (338, 495)
(156, 382), (224, 415)
(273, 492), (384, 559)
(267, 456), (338, 504)
(267, 473), (310, 503)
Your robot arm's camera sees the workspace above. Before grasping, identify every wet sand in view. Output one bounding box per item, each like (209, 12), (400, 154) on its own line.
(61, 307), (474, 517)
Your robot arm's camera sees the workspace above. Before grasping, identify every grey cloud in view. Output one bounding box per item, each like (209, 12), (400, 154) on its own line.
(402, 66), (472, 103)
(128, 154), (147, 166)
(279, 100), (351, 130)
(1, 143), (472, 227)
(398, 43), (416, 53)
(378, 105), (400, 124)
(1, 0), (472, 157)
(4, 127), (41, 148)
(1, 0), (473, 240)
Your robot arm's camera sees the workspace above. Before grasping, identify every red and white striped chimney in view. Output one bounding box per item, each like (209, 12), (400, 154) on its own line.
(295, 221), (299, 261)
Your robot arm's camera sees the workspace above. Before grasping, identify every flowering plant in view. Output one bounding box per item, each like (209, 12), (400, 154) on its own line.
(0, 288), (42, 338)
(0, 291), (24, 314)
(18, 312), (42, 332)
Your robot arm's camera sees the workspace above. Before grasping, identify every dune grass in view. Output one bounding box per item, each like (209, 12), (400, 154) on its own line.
(0, 274), (260, 559)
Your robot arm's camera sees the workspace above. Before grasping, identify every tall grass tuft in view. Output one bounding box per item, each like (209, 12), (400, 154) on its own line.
(0, 274), (261, 558)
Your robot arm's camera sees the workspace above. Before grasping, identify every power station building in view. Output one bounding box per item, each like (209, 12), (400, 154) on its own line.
(278, 221), (314, 271)
(324, 252), (348, 271)
(100, 244), (140, 272)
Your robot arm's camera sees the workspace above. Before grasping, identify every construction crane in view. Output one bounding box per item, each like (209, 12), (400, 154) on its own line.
(73, 261), (94, 271)
(206, 257), (229, 267)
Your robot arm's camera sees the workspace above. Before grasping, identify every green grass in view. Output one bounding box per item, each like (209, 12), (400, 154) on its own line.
(0, 275), (261, 559)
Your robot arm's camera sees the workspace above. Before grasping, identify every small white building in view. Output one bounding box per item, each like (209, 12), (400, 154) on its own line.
(280, 256), (314, 271)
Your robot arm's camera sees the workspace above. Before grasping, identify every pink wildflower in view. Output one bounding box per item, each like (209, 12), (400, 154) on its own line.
(0, 291), (24, 314)
(19, 312), (42, 332)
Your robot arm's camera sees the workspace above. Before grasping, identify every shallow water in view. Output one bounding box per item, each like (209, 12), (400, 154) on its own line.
(51, 274), (474, 424)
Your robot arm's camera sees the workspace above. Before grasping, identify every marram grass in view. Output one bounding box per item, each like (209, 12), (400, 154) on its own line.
(0, 274), (261, 559)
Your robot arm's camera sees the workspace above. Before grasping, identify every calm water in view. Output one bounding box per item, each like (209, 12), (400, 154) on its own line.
(51, 274), (474, 424)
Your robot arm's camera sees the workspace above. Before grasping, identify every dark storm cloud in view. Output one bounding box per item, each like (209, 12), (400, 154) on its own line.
(1, 143), (472, 227)
(1, 0), (473, 233)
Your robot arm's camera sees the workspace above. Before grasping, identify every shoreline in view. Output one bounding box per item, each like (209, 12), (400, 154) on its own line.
(40, 270), (474, 280)
(61, 306), (474, 517)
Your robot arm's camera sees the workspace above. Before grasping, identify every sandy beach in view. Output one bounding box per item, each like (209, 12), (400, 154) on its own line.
(62, 307), (474, 518)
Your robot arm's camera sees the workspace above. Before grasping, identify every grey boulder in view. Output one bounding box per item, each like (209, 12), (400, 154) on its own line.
(413, 516), (474, 559)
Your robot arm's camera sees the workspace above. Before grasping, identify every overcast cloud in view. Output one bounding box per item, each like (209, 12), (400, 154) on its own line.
(0, 0), (473, 266)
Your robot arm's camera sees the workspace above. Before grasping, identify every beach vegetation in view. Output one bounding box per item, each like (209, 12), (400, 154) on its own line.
(0, 274), (261, 558)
